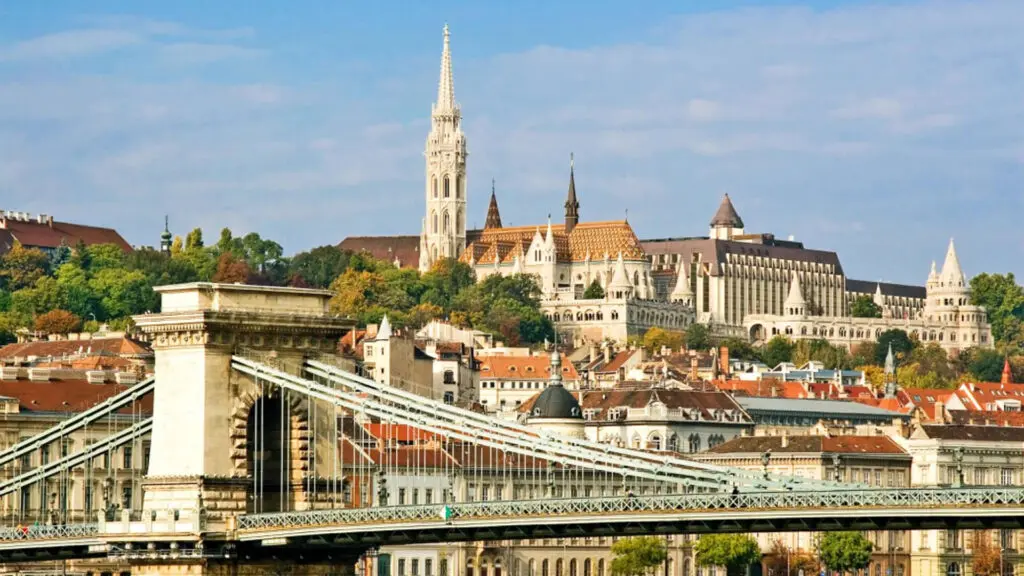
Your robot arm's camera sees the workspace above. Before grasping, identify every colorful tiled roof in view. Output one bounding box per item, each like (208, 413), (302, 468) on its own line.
(479, 354), (579, 381)
(462, 220), (646, 265)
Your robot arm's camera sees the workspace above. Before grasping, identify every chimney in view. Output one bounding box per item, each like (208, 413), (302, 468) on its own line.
(590, 344), (599, 362)
(719, 346), (729, 377)
(47, 215), (53, 228)
(85, 370), (106, 384)
(934, 400), (945, 423)
(603, 344), (611, 365)
(366, 324), (379, 339)
(690, 356), (699, 381)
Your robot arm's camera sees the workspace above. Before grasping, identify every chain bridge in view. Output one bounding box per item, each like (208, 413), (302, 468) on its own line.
(0, 282), (1020, 575)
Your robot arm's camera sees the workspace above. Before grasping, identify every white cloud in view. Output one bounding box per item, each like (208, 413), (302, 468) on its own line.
(0, 1), (1021, 280)
(0, 29), (142, 61)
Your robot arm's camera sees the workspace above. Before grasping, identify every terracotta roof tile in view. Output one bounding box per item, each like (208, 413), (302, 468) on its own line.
(0, 216), (131, 253)
(462, 221), (646, 265)
(479, 354), (579, 381)
(0, 377), (152, 414)
(0, 337), (152, 361)
(337, 235), (420, 268)
(707, 435), (907, 455)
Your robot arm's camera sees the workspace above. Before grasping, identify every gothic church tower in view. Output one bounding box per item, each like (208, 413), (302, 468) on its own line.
(420, 25), (468, 272)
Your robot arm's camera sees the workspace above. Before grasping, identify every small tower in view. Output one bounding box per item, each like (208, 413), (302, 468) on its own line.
(484, 178), (502, 229)
(670, 256), (693, 305)
(784, 272), (806, 317)
(709, 194), (745, 240)
(564, 153), (580, 234)
(607, 252), (633, 300)
(1002, 358), (1013, 386)
(883, 343), (897, 398)
(527, 339), (584, 438)
(160, 215), (172, 254)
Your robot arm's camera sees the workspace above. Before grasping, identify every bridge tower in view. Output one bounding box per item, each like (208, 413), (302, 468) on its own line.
(132, 282), (354, 529)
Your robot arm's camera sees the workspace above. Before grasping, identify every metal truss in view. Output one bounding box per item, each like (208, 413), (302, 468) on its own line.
(303, 358), (848, 491)
(236, 485), (1024, 540)
(0, 377), (154, 469)
(0, 419), (152, 498)
(235, 356), (759, 491)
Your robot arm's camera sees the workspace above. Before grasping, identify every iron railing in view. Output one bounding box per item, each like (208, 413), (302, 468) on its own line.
(236, 486), (1024, 532)
(0, 523), (99, 542)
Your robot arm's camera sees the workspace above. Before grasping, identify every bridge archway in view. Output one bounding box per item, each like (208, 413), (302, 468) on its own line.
(245, 393), (292, 513)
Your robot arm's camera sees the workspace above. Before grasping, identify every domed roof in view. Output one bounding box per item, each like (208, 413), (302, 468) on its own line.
(531, 385), (582, 420)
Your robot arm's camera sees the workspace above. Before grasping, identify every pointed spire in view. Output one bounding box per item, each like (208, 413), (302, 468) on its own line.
(546, 213), (554, 243)
(609, 252), (631, 292)
(710, 193), (744, 229)
(670, 257), (692, 302)
(1002, 358), (1013, 386)
(784, 272), (805, 316)
(564, 152), (580, 234)
(484, 179), (502, 229)
(435, 24), (456, 113)
(511, 254), (523, 275)
(929, 260), (938, 280)
(873, 283), (885, 307)
(377, 315), (393, 340)
(549, 338), (563, 387)
(884, 343), (895, 376)
(160, 215), (172, 253)
(940, 237), (965, 285)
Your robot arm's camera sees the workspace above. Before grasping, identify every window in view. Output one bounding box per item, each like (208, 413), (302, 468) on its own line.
(440, 558), (449, 576)
(946, 563), (962, 576)
(1002, 468), (1014, 486)
(123, 446), (133, 469)
(398, 488), (406, 505)
(425, 489), (433, 504)
(41, 445), (50, 465)
(121, 486), (132, 509)
(413, 559), (420, 576)
(399, 559), (407, 576)
(443, 370), (456, 384)
(426, 560), (434, 576)
(444, 176), (450, 198)
(946, 529), (962, 550)
(412, 489), (419, 505)
(443, 392), (454, 404)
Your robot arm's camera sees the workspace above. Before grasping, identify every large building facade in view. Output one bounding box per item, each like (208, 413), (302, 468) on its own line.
(643, 196), (991, 353)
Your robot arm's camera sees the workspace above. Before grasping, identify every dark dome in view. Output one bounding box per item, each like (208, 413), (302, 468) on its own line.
(531, 385), (582, 419)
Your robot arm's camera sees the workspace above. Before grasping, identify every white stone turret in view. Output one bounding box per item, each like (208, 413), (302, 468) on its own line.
(420, 25), (467, 271)
(939, 238), (966, 288)
(608, 252), (633, 299)
(670, 257), (693, 305)
(784, 272), (806, 317)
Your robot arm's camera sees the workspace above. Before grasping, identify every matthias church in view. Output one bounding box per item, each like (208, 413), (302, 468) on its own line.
(339, 26), (991, 354)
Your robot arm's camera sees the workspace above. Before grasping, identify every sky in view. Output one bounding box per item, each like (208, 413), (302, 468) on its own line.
(0, 0), (1021, 284)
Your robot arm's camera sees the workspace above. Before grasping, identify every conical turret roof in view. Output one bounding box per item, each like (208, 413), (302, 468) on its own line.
(484, 179), (502, 229)
(940, 238), (965, 284)
(784, 272), (805, 308)
(670, 258), (692, 301)
(710, 194), (744, 228)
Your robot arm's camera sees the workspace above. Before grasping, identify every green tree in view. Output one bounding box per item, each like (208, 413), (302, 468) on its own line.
(419, 258), (474, 310)
(907, 342), (955, 385)
(694, 534), (761, 576)
(719, 337), (758, 361)
(819, 532), (873, 575)
(641, 327), (684, 353)
(0, 243), (50, 290)
(290, 246), (352, 289)
(185, 228), (205, 250)
(83, 243), (126, 273)
(849, 295), (882, 318)
(582, 280), (605, 299)
(875, 329), (914, 365)
(759, 335), (795, 368)
(849, 341), (878, 367)
(88, 269), (159, 319)
(792, 338), (851, 370)
(684, 324), (712, 351)
(609, 536), (667, 576)
(54, 263), (99, 320)
(970, 273), (1024, 349)
(956, 347), (1006, 382)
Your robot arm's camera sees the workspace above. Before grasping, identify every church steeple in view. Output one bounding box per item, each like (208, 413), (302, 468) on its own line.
(421, 24), (468, 272)
(564, 153), (580, 234)
(485, 178), (502, 229)
(160, 215), (172, 254)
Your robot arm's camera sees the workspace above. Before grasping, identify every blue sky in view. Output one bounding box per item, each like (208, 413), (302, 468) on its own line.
(0, 0), (1021, 284)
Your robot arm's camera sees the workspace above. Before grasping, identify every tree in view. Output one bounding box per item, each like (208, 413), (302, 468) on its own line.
(89, 269), (159, 319)
(764, 539), (819, 576)
(212, 253), (252, 284)
(583, 280), (605, 299)
(289, 246), (352, 289)
(858, 365), (885, 389)
(792, 338), (850, 370)
(819, 532), (873, 575)
(0, 243), (50, 291)
(641, 327), (684, 353)
(609, 536), (667, 576)
(420, 258), (474, 310)
(907, 342), (955, 385)
(184, 228), (205, 250)
(684, 324), (711, 351)
(84, 243), (126, 273)
(849, 295), (882, 318)
(759, 335), (794, 368)
(970, 273), (1024, 349)
(694, 534), (761, 576)
(33, 309), (82, 334)
(849, 341), (878, 367)
(972, 530), (1002, 576)
(405, 303), (444, 329)
(720, 337), (758, 361)
(958, 347), (1008, 382)
(875, 329), (914, 365)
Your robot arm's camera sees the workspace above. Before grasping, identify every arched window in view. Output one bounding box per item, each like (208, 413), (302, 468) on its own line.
(683, 559), (691, 576)
(648, 433), (662, 451)
(555, 559), (563, 576)
(444, 176), (451, 198)
(542, 561), (549, 576)
(668, 434), (679, 452)
(947, 563), (962, 576)
(443, 211), (450, 233)
(597, 561), (604, 576)
(530, 560), (536, 576)
(631, 433), (642, 449)
(583, 560), (591, 576)
(569, 559), (577, 576)
(432, 177), (438, 198)
(432, 211), (438, 233)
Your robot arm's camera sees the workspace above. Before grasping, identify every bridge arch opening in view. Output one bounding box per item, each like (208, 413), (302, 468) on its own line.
(246, 393), (292, 513)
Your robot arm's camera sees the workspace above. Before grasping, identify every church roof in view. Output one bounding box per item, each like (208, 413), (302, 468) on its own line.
(710, 194), (744, 228)
(337, 235), (420, 269)
(462, 220), (646, 266)
(484, 182), (502, 229)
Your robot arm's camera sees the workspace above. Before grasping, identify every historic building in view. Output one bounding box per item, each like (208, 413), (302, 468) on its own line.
(339, 26), (694, 344)
(0, 209), (132, 256)
(643, 195), (991, 353)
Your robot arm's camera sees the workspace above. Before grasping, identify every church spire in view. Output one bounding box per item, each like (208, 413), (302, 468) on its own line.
(484, 178), (502, 229)
(435, 24), (456, 114)
(160, 215), (172, 254)
(564, 153), (580, 234)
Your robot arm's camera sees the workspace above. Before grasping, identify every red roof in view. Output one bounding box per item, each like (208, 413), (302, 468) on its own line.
(479, 354), (579, 381)
(0, 376), (153, 414)
(0, 337), (151, 360)
(0, 216), (131, 253)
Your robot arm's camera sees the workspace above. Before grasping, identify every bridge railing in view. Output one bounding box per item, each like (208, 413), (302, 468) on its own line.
(236, 486), (1024, 532)
(0, 523), (99, 542)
